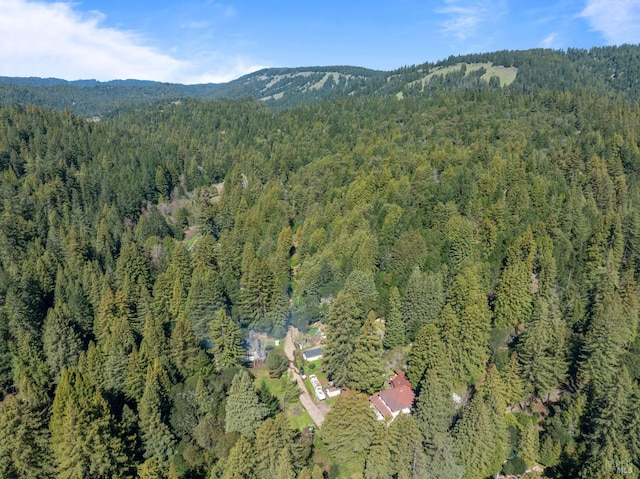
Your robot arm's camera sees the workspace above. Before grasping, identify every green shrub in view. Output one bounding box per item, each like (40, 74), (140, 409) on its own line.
(266, 351), (289, 378)
(503, 457), (527, 476)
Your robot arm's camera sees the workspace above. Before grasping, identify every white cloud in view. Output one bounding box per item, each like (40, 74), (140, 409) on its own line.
(438, 1), (483, 40)
(182, 57), (267, 84)
(0, 0), (260, 83)
(181, 20), (212, 30)
(541, 32), (557, 48)
(580, 0), (640, 44)
(440, 7), (481, 40)
(216, 4), (237, 18)
(437, 0), (506, 42)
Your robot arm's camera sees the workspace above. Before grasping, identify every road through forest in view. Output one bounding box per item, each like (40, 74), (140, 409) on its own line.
(284, 326), (330, 427)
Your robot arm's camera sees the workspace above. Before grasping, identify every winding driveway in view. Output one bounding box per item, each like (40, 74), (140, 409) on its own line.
(284, 326), (330, 427)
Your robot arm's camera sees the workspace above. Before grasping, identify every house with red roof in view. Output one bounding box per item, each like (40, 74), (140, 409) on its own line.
(369, 370), (415, 421)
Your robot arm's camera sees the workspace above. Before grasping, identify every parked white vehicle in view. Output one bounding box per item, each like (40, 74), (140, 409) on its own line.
(309, 374), (326, 400)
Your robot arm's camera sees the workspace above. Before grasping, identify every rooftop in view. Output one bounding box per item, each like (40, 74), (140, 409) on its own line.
(378, 384), (414, 412)
(303, 347), (323, 359)
(369, 370), (415, 419)
(390, 370), (411, 389)
(370, 395), (393, 418)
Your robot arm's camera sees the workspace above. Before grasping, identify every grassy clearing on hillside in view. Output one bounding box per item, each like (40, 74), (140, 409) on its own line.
(417, 62), (518, 88)
(289, 405), (314, 430)
(185, 228), (202, 249)
(253, 366), (315, 430)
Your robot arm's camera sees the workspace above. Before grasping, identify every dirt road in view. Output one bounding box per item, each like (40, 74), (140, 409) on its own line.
(284, 326), (330, 427)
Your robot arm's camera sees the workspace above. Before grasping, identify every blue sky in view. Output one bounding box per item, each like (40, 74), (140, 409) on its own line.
(1, 0), (639, 84)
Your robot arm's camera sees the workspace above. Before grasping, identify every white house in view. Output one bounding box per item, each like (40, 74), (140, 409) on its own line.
(302, 347), (323, 362)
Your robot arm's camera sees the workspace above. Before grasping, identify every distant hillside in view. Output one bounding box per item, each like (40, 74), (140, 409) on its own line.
(213, 66), (384, 108)
(1, 45), (639, 117)
(0, 78), (222, 117)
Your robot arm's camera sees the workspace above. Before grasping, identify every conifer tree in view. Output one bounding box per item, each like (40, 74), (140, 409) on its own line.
(152, 274), (175, 326)
(240, 256), (277, 328)
(0, 381), (54, 478)
(387, 414), (427, 479)
(324, 291), (363, 387)
(169, 243), (193, 292)
(583, 212), (624, 292)
(348, 311), (385, 394)
(383, 286), (405, 349)
(170, 314), (202, 379)
(627, 383), (640, 471)
(364, 424), (393, 479)
(218, 229), (244, 304)
(501, 352), (525, 407)
(401, 268), (445, 340)
(138, 359), (175, 467)
(10, 330), (50, 393)
(139, 312), (168, 364)
(534, 234), (558, 300)
(135, 281), (153, 334)
(50, 369), (128, 478)
(415, 370), (454, 446)
(255, 417), (285, 479)
(446, 264), (491, 385)
(412, 371), (464, 478)
(407, 323), (448, 387)
(95, 218), (116, 271)
(222, 436), (256, 479)
(103, 314), (135, 394)
(115, 239), (151, 291)
(266, 282), (290, 337)
(275, 446), (296, 479)
(433, 303), (459, 373)
(493, 259), (533, 329)
(137, 457), (163, 479)
(253, 413), (294, 475)
(579, 442), (636, 478)
(125, 347), (146, 402)
(579, 368), (637, 478)
(423, 435), (464, 479)
(66, 276), (94, 338)
(582, 262), (639, 391)
(310, 465), (324, 479)
(518, 421), (539, 468)
(272, 225), (293, 290)
(321, 392), (377, 469)
(209, 308), (244, 372)
(169, 275), (186, 322)
(76, 341), (104, 390)
(190, 233), (218, 270)
(453, 394), (506, 479)
(457, 302), (491, 385)
(94, 285), (116, 345)
(42, 302), (82, 382)
(519, 296), (567, 399)
(185, 265), (225, 342)
(225, 369), (269, 438)
(297, 467), (312, 479)
(351, 229), (380, 274)
(445, 214), (475, 269)
(344, 269), (379, 313)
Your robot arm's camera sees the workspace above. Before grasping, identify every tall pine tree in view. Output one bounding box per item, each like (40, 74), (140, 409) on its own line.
(348, 311), (385, 394)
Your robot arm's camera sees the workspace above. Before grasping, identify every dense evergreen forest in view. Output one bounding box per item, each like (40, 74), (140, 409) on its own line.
(2, 45), (640, 116)
(2, 46), (640, 479)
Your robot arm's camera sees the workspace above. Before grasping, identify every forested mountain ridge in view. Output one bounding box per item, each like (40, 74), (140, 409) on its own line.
(2, 44), (640, 116)
(2, 47), (640, 478)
